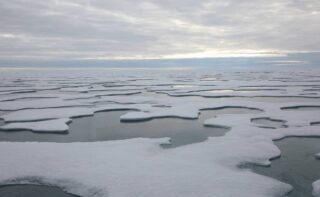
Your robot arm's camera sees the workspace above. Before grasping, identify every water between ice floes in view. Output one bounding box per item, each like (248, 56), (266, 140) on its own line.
(251, 137), (320, 197)
(1, 103), (320, 197)
(0, 184), (79, 197)
(0, 107), (260, 196)
(0, 107), (262, 147)
(249, 107), (320, 197)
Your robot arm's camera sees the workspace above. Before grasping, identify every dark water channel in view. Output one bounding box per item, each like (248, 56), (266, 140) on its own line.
(0, 184), (79, 197)
(249, 137), (320, 197)
(249, 107), (320, 197)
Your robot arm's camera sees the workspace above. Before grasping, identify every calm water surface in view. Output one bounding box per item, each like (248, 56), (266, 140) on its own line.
(0, 107), (260, 196)
(0, 108), (262, 147)
(1, 100), (320, 196)
(251, 137), (320, 197)
(0, 184), (79, 197)
(251, 106), (320, 197)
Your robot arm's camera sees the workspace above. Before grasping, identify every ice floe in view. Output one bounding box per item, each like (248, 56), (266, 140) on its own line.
(0, 98), (92, 111)
(0, 137), (292, 197)
(0, 118), (71, 133)
(1, 67), (320, 196)
(313, 180), (320, 197)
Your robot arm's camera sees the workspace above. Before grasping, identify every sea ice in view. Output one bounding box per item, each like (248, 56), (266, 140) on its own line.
(313, 180), (320, 197)
(0, 137), (292, 197)
(1, 67), (320, 196)
(0, 118), (71, 133)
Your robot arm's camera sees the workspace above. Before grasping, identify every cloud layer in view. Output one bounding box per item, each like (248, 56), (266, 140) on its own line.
(0, 0), (319, 61)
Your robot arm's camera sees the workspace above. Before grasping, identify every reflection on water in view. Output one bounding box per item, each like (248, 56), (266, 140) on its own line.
(68, 110), (230, 148)
(0, 107), (261, 197)
(3, 104), (320, 196)
(0, 184), (79, 197)
(0, 108), (261, 147)
(251, 137), (320, 197)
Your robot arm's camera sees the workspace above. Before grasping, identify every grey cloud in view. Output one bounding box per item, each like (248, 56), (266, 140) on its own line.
(0, 0), (319, 63)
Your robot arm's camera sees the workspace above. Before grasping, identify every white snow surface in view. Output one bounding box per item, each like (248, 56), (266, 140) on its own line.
(0, 138), (291, 197)
(313, 180), (320, 197)
(0, 118), (71, 133)
(1, 67), (320, 196)
(0, 98), (92, 111)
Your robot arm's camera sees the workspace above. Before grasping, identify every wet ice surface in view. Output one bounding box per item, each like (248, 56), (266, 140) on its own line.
(1, 67), (320, 197)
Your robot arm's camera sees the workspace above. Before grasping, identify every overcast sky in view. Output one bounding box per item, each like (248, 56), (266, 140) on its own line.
(0, 0), (319, 63)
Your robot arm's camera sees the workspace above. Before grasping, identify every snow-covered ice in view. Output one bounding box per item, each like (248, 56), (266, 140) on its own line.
(0, 118), (71, 133)
(313, 180), (320, 197)
(1, 67), (320, 196)
(0, 137), (292, 197)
